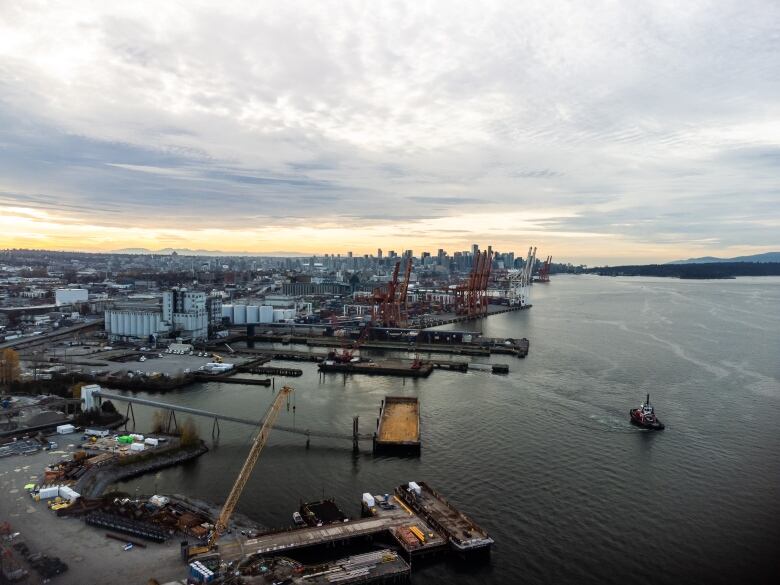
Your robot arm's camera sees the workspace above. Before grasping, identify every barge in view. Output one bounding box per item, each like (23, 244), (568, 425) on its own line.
(319, 359), (433, 378)
(373, 396), (421, 455)
(395, 481), (493, 558)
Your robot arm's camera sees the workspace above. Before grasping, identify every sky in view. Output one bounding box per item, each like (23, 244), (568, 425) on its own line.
(0, 0), (778, 265)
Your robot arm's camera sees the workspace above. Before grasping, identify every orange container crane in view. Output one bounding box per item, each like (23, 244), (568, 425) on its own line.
(372, 260), (402, 327)
(397, 258), (413, 327)
(455, 250), (493, 317)
(537, 255), (552, 283)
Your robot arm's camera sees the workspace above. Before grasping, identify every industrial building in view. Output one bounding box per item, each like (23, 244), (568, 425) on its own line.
(281, 282), (351, 296)
(105, 308), (166, 341)
(104, 288), (221, 342)
(55, 288), (88, 306)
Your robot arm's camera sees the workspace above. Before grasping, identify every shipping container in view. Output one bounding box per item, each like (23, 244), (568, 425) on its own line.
(39, 486), (60, 499)
(59, 486), (80, 502)
(56, 424), (75, 434)
(85, 428), (109, 437)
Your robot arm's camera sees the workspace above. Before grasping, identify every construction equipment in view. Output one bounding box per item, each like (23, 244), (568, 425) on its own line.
(372, 261), (401, 327)
(455, 250), (493, 317)
(211, 353), (224, 364)
(536, 255), (552, 283)
(396, 258), (413, 327)
(186, 386), (294, 559)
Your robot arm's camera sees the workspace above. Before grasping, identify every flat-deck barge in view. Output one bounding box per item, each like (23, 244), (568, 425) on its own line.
(373, 397), (421, 455)
(395, 481), (493, 558)
(319, 359), (433, 378)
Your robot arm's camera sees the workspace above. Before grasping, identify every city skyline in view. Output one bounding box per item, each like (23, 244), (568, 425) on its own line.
(1, 1), (779, 264)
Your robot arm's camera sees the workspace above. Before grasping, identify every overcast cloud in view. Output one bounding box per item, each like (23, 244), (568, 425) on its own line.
(0, 0), (778, 263)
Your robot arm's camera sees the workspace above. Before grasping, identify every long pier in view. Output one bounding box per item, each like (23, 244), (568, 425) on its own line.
(216, 496), (446, 563)
(214, 482), (492, 564)
(92, 390), (372, 445)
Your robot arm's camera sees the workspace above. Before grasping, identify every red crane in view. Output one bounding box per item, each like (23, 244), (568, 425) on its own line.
(455, 250), (493, 317)
(396, 258), (413, 327)
(372, 260), (402, 327)
(537, 255), (552, 283)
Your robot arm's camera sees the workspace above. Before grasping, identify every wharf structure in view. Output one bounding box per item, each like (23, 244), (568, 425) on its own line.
(215, 482), (492, 565)
(236, 550), (411, 585)
(318, 359), (433, 378)
(373, 397), (421, 455)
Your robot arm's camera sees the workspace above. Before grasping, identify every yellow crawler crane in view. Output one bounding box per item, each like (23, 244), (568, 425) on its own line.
(187, 385), (294, 559)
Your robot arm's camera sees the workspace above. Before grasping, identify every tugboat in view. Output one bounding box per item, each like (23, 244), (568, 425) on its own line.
(630, 394), (665, 430)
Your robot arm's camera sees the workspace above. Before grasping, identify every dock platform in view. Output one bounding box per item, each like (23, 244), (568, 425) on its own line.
(216, 482), (485, 565)
(237, 549), (411, 585)
(319, 359), (433, 378)
(373, 397), (421, 455)
(395, 481), (493, 558)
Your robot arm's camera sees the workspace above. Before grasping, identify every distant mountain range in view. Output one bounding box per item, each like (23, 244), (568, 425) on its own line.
(111, 247), (307, 257)
(668, 252), (780, 264)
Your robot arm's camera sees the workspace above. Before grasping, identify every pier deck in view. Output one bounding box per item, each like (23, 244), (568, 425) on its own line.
(217, 485), (467, 564)
(319, 359), (433, 378)
(220, 512), (409, 561)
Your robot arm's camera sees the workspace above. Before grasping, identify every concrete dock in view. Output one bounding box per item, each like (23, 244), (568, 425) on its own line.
(219, 499), (445, 563)
(215, 482), (490, 565)
(319, 359), (433, 378)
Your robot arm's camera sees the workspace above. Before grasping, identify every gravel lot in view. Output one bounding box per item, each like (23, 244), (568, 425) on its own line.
(0, 433), (186, 585)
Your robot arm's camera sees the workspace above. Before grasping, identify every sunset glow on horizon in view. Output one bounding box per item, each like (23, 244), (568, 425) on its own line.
(1, 1), (778, 264)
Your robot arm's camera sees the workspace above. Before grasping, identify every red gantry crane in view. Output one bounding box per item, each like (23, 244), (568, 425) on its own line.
(537, 255), (552, 283)
(455, 250), (493, 317)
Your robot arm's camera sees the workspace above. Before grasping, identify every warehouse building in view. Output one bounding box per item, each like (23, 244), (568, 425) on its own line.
(55, 288), (89, 306)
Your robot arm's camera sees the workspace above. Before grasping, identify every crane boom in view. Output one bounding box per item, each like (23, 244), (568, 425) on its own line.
(209, 386), (293, 548)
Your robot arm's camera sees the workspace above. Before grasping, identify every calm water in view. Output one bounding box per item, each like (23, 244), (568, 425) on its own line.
(119, 276), (780, 584)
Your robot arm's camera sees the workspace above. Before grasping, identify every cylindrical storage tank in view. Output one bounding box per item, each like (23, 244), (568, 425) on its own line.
(246, 305), (259, 323)
(259, 306), (274, 323)
(122, 312), (131, 336)
(272, 309), (285, 322)
(222, 304), (233, 323)
(233, 304), (247, 324)
(110, 311), (119, 333)
(284, 309), (295, 320)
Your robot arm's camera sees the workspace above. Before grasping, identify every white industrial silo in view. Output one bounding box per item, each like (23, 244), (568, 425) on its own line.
(259, 306), (273, 323)
(233, 304), (247, 324)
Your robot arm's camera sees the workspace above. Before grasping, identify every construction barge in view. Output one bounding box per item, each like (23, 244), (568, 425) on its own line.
(373, 397), (420, 455)
(395, 481), (493, 558)
(318, 359), (433, 378)
(194, 374), (272, 386)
